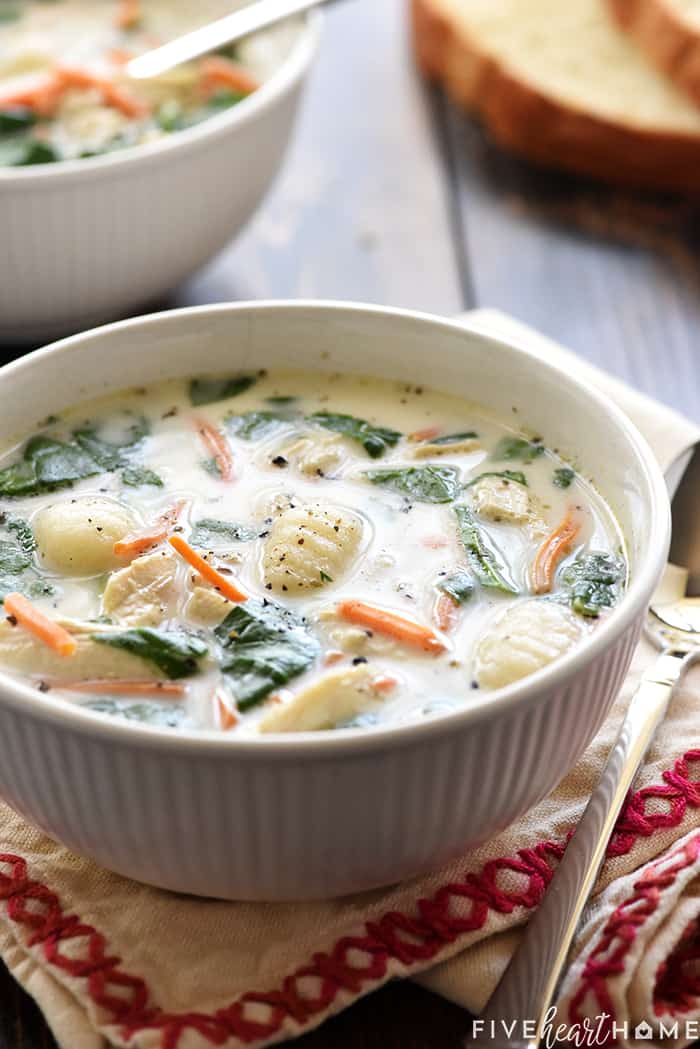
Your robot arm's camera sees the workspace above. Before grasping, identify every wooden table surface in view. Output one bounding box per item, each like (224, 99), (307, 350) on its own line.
(2, 0), (700, 1045)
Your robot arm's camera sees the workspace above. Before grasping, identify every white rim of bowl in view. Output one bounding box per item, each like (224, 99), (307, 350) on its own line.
(0, 301), (671, 756)
(0, 10), (321, 186)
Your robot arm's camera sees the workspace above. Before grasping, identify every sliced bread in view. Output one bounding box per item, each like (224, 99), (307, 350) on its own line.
(411, 0), (700, 190)
(607, 0), (700, 107)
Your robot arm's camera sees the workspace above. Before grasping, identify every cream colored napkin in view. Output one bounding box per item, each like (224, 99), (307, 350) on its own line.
(1, 310), (699, 1049)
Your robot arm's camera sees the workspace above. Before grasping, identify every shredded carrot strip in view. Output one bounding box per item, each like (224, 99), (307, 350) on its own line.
(408, 426), (441, 443)
(0, 67), (148, 118)
(323, 650), (345, 667)
(57, 67), (148, 118)
(435, 592), (459, 632)
(0, 73), (64, 116)
(115, 0), (141, 30)
(371, 674), (399, 694)
(108, 49), (133, 66)
(51, 679), (184, 696)
(4, 593), (76, 657)
(216, 691), (239, 731)
(531, 511), (581, 594)
(199, 56), (260, 97)
(336, 600), (445, 655)
(169, 535), (248, 603)
(114, 500), (186, 559)
(195, 417), (235, 482)
(422, 534), (450, 549)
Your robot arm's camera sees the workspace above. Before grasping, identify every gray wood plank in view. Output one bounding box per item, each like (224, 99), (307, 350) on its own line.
(169, 0), (462, 314)
(441, 108), (700, 420)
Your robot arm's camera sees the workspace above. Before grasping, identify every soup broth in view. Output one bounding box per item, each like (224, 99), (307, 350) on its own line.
(0, 368), (627, 733)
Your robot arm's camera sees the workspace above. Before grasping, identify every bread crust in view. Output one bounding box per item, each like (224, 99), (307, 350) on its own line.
(606, 0), (700, 108)
(411, 0), (700, 191)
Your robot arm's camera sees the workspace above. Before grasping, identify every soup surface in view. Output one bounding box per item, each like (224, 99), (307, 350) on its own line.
(0, 0), (296, 166)
(0, 369), (627, 734)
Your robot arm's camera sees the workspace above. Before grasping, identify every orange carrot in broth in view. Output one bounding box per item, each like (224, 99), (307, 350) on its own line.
(114, 501), (187, 559)
(434, 592), (459, 633)
(336, 600), (445, 655)
(169, 536), (248, 603)
(4, 594), (77, 657)
(199, 56), (260, 96)
(531, 511), (581, 594)
(53, 679), (185, 696)
(194, 417), (235, 482)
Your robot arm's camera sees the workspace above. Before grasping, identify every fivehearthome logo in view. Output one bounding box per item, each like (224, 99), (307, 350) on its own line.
(470, 1009), (700, 1045)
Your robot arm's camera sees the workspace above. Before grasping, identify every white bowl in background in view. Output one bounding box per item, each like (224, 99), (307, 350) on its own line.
(0, 302), (670, 899)
(0, 19), (319, 346)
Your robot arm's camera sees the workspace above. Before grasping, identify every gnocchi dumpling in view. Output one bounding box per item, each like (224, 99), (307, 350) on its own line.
(475, 600), (584, 690)
(259, 663), (384, 733)
(262, 503), (364, 594)
(0, 619), (160, 683)
(34, 496), (139, 576)
(102, 549), (179, 627)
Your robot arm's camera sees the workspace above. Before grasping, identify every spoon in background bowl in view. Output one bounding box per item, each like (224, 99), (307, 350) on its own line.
(127, 0), (341, 80)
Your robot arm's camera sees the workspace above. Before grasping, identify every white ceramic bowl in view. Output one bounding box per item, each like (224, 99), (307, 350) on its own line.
(0, 302), (670, 900)
(0, 20), (319, 346)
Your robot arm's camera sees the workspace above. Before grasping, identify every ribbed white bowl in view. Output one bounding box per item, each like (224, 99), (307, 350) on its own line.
(0, 21), (319, 345)
(0, 303), (670, 900)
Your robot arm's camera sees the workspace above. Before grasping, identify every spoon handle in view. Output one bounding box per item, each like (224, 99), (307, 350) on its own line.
(464, 650), (689, 1049)
(128, 0), (337, 80)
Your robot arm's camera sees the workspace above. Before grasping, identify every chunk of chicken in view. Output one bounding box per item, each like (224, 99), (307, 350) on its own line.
(281, 433), (346, 477)
(471, 475), (532, 524)
(102, 550), (179, 627)
(0, 619), (159, 683)
(259, 663), (385, 733)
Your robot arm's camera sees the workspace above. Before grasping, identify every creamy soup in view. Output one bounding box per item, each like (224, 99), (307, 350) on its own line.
(0, 0), (297, 166)
(0, 369), (627, 733)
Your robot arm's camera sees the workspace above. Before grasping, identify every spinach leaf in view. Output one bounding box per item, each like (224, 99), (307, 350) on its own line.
(227, 409), (296, 440)
(465, 469), (528, 488)
(0, 435), (102, 497)
(0, 108), (35, 133)
(310, 412), (401, 459)
(0, 540), (32, 576)
(453, 506), (518, 594)
(93, 629), (208, 679)
(85, 699), (187, 729)
(492, 436), (545, 464)
(190, 518), (258, 547)
(437, 570), (474, 605)
(365, 465), (461, 504)
(2, 514), (36, 554)
(216, 599), (319, 711)
(189, 374), (257, 406)
(73, 417), (149, 469)
(429, 430), (478, 446)
(561, 552), (625, 617)
(0, 9), (21, 24)
(0, 135), (58, 166)
(121, 466), (163, 488)
(266, 395), (297, 406)
(553, 467), (576, 489)
(0, 515), (53, 602)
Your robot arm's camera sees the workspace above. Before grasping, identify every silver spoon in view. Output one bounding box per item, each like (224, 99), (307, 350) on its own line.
(127, 0), (337, 80)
